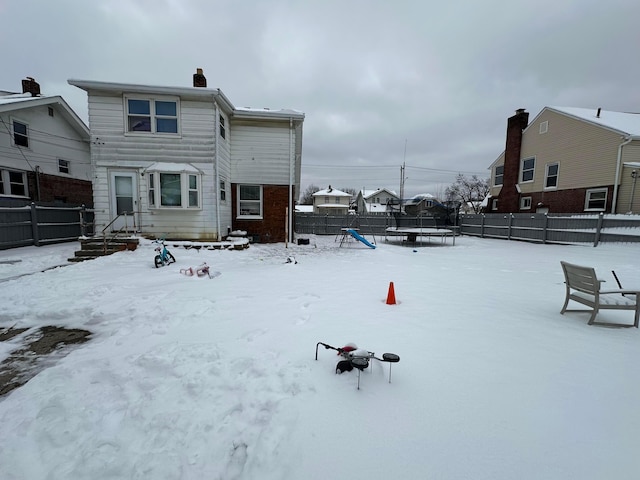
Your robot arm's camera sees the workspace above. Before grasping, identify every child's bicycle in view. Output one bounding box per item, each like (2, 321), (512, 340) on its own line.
(153, 239), (176, 268)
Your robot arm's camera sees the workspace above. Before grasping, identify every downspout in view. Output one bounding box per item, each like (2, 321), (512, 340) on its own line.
(612, 135), (633, 214)
(288, 117), (294, 244)
(214, 100), (221, 240)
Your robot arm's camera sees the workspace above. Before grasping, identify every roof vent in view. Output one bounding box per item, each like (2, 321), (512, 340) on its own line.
(596, 107), (601, 118)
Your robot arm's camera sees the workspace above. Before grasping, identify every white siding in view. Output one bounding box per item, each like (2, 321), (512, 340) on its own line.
(86, 91), (224, 240)
(231, 122), (294, 184)
(0, 105), (90, 180)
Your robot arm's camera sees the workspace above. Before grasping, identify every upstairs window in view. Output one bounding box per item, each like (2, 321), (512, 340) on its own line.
(126, 97), (179, 134)
(219, 115), (226, 139)
(58, 159), (70, 174)
(545, 163), (559, 189)
(494, 165), (504, 186)
(13, 120), (29, 147)
(521, 157), (535, 183)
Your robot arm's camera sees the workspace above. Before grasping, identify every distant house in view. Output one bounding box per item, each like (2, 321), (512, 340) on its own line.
(312, 186), (351, 215)
(403, 193), (439, 216)
(355, 188), (399, 215)
(487, 107), (640, 214)
(69, 69), (304, 242)
(0, 77), (92, 207)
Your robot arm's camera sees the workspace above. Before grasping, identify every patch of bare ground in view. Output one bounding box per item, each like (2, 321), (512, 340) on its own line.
(0, 326), (91, 397)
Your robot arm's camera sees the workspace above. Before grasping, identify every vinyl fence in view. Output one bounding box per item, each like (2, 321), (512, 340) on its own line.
(459, 213), (640, 246)
(0, 204), (94, 250)
(294, 212), (640, 246)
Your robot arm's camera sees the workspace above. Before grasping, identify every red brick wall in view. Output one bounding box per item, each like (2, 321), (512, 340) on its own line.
(519, 186), (613, 213)
(27, 172), (93, 207)
(231, 184), (296, 242)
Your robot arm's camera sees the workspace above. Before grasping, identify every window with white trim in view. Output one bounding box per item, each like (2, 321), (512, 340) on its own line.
(126, 97), (179, 134)
(219, 178), (227, 202)
(238, 184), (263, 218)
(520, 196), (532, 210)
(491, 198), (498, 211)
(219, 115), (226, 139)
(148, 173), (156, 207)
(521, 157), (535, 182)
(494, 165), (504, 186)
(58, 159), (70, 174)
(147, 171), (201, 209)
(0, 169), (28, 197)
(539, 121), (548, 134)
(585, 188), (607, 211)
(544, 162), (558, 189)
(13, 120), (29, 147)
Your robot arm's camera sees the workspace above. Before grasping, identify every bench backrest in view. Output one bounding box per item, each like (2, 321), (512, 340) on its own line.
(561, 261), (600, 295)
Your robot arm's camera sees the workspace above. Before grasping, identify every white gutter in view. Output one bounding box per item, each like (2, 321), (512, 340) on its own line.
(214, 100), (221, 240)
(612, 135), (635, 213)
(288, 117), (294, 245)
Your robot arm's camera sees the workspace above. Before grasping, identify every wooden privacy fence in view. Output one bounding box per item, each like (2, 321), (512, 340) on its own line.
(0, 204), (94, 250)
(294, 212), (640, 246)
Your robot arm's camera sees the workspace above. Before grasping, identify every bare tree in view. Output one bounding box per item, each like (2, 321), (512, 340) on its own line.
(445, 174), (490, 214)
(299, 184), (321, 205)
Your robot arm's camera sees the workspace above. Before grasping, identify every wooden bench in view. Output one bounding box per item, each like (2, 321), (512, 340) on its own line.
(560, 261), (639, 328)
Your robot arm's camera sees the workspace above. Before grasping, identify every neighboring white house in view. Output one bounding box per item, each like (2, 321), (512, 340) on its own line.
(69, 69), (304, 242)
(355, 188), (399, 215)
(0, 77), (91, 206)
(312, 186), (351, 215)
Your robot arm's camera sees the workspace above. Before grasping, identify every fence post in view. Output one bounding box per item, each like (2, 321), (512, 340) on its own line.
(30, 202), (40, 247)
(507, 213), (513, 240)
(481, 214), (485, 238)
(594, 212), (604, 247)
(543, 213), (548, 244)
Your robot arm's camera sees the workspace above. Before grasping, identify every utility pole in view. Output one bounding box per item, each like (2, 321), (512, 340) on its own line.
(399, 139), (407, 213)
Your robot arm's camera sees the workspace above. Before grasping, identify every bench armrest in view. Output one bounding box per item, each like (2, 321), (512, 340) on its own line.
(600, 289), (640, 296)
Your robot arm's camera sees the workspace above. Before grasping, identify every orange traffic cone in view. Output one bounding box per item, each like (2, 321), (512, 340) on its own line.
(386, 282), (396, 305)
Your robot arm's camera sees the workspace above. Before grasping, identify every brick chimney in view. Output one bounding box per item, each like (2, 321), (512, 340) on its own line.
(498, 108), (529, 212)
(22, 77), (41, 96)
(193, 68), (207, 88)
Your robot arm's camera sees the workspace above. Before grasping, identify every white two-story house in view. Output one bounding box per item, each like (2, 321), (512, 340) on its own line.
(0, 77), (91, 207)
(69, 69), (304, 242)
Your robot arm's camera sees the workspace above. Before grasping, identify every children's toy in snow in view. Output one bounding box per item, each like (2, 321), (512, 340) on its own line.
(315, 341), (400, 390)
(180, 263), (221, 279)
(153, 240), (176, 268)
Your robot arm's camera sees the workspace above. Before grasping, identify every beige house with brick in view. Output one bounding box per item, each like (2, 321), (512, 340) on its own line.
(488, 107), (640, 214)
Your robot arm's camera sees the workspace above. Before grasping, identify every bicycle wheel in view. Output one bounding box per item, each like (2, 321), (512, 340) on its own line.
(154, 255), (163, 268)
(167, 252), (176, 264)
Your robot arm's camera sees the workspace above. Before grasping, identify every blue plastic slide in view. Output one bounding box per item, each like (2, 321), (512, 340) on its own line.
(347, 229), (376, 249)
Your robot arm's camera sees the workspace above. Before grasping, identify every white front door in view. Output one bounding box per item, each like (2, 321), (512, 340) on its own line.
(109, 171), (138, 232)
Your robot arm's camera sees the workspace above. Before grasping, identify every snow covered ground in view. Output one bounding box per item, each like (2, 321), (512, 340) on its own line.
(0, 235), (639, 480)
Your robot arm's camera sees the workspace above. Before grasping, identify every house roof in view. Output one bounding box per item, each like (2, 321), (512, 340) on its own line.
(313, 187), (351, 196)
(490, 106), (640, 169)
(68, 79), (304, 121)
(316, 203), (349, 208)
(360, 188), (398, 199)
(536, 106), (640, 138)
(0, 93), (89, 140)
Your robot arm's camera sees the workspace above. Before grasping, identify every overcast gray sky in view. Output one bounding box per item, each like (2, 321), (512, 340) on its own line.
(2, 0), (639, 199)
